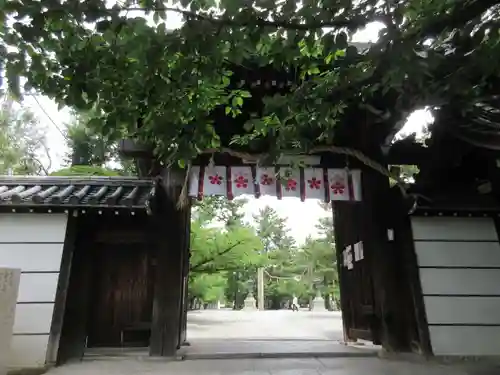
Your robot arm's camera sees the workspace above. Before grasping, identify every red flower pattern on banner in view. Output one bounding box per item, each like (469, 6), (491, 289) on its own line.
(285, 179), (297, 191)
(330, 175), (345, 194)
(260, 174), (273, 185)
(308, 177), (321, 189)
(234, 175), (249, 189)
(209, 174), (223, 185)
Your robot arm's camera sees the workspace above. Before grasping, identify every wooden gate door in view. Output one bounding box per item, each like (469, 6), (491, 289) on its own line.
(87, 243), (154, 347)
(334, 201), (381, 344)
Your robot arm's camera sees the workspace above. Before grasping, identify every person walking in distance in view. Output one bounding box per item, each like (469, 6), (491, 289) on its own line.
(292, 295), (299, 312)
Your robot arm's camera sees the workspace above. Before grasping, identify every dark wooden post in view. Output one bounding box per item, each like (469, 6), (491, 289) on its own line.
(332, 205), (355, 342)
(358, 144), (412, 351)
(149, 170), (190, 357)
(178, 205), (191, 347)
(330, 111), (414, 351)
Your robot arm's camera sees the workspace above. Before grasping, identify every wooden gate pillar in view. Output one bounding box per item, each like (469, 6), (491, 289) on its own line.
(360, 161), (408, 351)
(150, 170), (190, 357)
(178, 206), (191, 347)
(333, 141), (412, 352)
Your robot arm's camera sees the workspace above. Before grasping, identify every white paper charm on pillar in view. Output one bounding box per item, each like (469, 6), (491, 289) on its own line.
(354, 241), (364, 261)
(327, 169), (350, 201)
(188, 166), (201, 197)
(343, 245), (353, 270)
(231, 166), (254, 197)
(203, 166), (227, 196)
(304, 168), (324, 200)
(280, 168), (301, 198)
(256, 167), (276, 196)
(350, 170), (362, 201)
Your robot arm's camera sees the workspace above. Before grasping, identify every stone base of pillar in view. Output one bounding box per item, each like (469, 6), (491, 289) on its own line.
(312, 292), (327, 312)
(206, 301), (221, 310)
(243, 293), (257, 310)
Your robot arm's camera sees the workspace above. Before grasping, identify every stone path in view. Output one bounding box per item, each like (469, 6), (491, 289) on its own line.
(48, 310), (499, 375)
(184, 309), (365, 358)
(47, 357), (500, 375)
(187, 309), (344, 341)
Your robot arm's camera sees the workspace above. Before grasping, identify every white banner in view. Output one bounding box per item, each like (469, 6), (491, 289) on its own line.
(189, 166), (362, 202)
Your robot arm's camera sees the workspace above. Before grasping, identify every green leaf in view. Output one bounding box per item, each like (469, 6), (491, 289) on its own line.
(222, 75), (231, 87)
(232, 96), (243, 107)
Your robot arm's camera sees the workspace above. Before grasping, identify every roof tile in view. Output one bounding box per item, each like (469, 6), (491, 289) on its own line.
(0, 176), (156, 209)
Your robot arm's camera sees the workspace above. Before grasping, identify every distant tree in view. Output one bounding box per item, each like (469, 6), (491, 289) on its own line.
(50, 165), (121, 177)
(316, 202), (334, 243)
(299, 236), (339, 309)
(188, 196), (263, 309)
(254, 206), (295, 253)
(252, 206), (298, 309)
(192, 196), (248, 228)
(65, 109), (116, 167)
(189, 273), (227, 307)
(62, 109), (137, 176)
(0, 98), (51, 175)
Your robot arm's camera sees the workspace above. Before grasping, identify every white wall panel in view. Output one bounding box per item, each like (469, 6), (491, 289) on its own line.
(429, 326), (500, 356)
(13, 304), (54, 334)
(0, 243), (64, 272)
(415, 241), (500, 268)
(0, 213), (69, 369)
(412, 216), (500, 356)
(420, 268), (500, 296)
(411, 217), (498, 241)
(424, 296), (500, 325)
(17, 273), (59, 303)
(9, 335), (50, 368)
(0, 214), (67, 243)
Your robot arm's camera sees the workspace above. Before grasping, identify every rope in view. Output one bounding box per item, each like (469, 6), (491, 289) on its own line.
(203, 146), (409, 196)
(264, 268), (308, 281)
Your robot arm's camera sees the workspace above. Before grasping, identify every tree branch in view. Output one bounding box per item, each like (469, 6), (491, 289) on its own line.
(190, 240), (244, 271)
(112, 6), (375, 31)
(409, 0), (499, 40)
(191, 265), (243, 274)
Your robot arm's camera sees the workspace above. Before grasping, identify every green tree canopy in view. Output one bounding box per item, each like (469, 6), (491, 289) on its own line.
(50, 165), (122, 176)
(190, 221), (264, 273)
(64, 109), (117, 167)
(2, 0), (497, 165)
(192, 196), (248, 228)
(188, 194), (263, 307)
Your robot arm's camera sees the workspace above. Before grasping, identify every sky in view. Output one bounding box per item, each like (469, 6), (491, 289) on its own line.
(17, 15), (433, 245)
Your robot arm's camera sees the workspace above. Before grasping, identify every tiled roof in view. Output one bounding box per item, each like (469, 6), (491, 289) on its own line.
(0, 176), (156, 209)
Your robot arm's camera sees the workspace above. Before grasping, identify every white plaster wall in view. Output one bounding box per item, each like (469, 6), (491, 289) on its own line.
(0, 267), (20, 375)
(411, 217), (500, 356)
(0, 214), (67, 368)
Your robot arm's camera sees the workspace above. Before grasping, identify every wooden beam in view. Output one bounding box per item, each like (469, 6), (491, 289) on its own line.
(46, 213), (78, 365)
(394, 211), (433, 356)
(56, 217), (93, 364)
